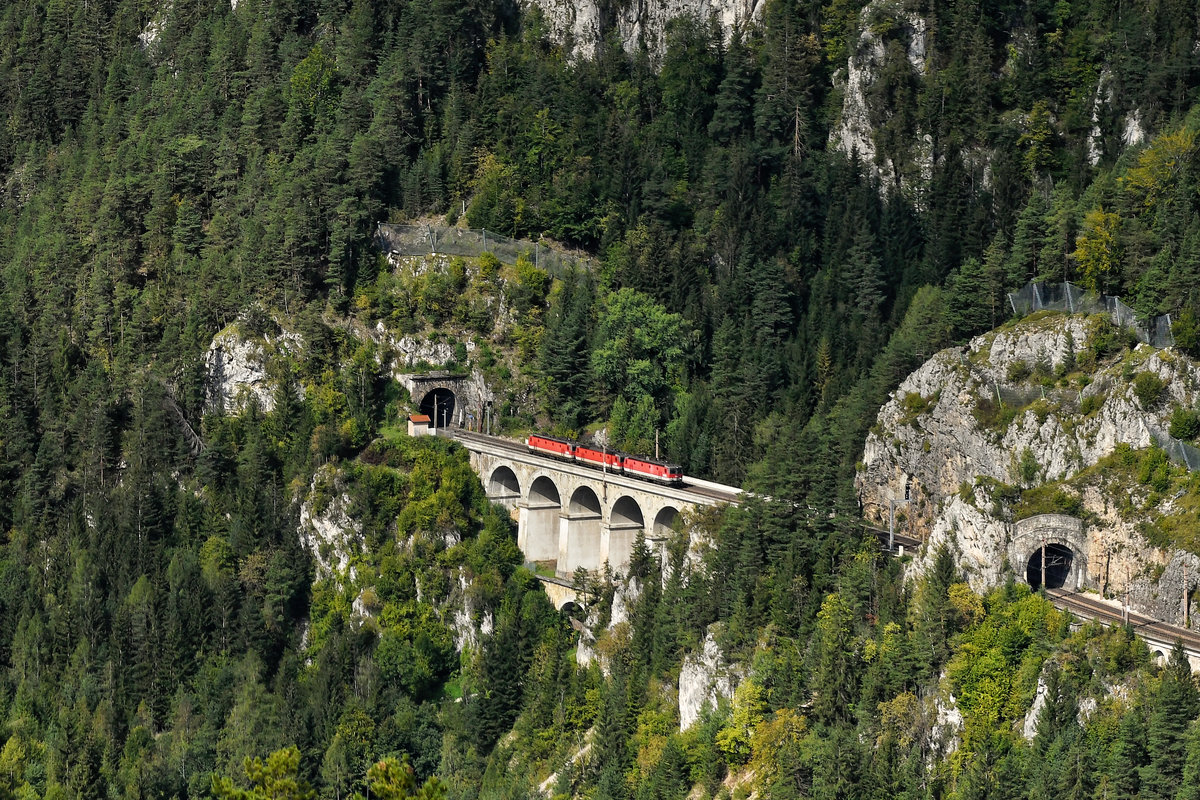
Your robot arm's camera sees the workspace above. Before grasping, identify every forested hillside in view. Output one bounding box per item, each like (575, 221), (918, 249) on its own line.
(2, 0), (1200, 797)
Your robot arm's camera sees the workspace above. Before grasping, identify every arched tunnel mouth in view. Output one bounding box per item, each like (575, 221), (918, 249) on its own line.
(1026, 543), (1074, 590)
(419, 388), (456, 428)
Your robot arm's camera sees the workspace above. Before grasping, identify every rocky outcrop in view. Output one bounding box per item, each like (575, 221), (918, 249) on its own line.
(372, 323), (462, 373)
(298, 466), (364, 581)
(829, 0), (930, 192)
(678, 630), (741, 730)
(859, 312), (1200, 624)
(930, 689), (962, 757)
(522, 0), (762, 58)
(204, 320), (304, 415)
(448, 568), (495, 651)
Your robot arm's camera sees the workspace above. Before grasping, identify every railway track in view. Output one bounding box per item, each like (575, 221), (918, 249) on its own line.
(451, 429), (744, 504)
(1047, 588), (1200, 652)
(457, 432), (1200, 660)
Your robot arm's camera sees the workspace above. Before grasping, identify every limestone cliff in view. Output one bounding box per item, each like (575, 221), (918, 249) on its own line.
(858, 312), (1200, 625)
(204, 316), (305, 415)
(829, 0), (931, 192)
(521, 0), (762, 58)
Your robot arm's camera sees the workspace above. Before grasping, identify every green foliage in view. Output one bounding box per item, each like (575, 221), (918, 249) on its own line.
(1169, 407), (1200, 440)
(1014, 447), (1040, 487)
(1133, 372), (1166, 408)
(898, 391), (934, 424)
(1006, 360), (1032, 383)
(973, 395), (1022, 433)
(1174, 309), (1200, 358)
(591, 289), (689, 408)
(947, 588), (1062, 750)
(1015, 486), (1084, 519)
(212, 747), (316, 800)
(367, 756), (448, 800)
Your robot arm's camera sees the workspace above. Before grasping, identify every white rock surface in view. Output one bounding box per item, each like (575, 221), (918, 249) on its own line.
(523, 0), (762, 59)
(678, 631), (740, 730)
(1123, 108), (1147, 149)
(373, 323), (458, 373)
(1022, 675), (1049, 739)
(298, 468), (363, 581)
(930, 690), (962, 758)
(859, 313), (1200, 622)
(138, 6), (168, 51)
(205, 321), (304, 415)
(206, 332), (273, 414)
(448, 568), (496, 651)
(609, 577), (641, 628)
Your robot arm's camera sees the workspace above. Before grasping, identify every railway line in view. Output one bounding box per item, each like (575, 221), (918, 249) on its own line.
(1047, 588), (1200, 654)
(451, 429), (743, 505)
(452, 430), (1200, 665)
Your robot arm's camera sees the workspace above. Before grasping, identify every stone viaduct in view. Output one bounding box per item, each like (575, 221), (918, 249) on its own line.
(451, 432), (1200, 666)
(453, 431), (741, 597)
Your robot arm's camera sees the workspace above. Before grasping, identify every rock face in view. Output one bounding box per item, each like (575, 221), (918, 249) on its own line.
(298, 466), (364, 581)
(372, 323), (460, 371)
(858, 313), (1200, 624)
(678, 630), (741, 730)
(829, 0), (931, 192)
(204, 320), (304, 415)
(522, 0), (762, 58)
(204, 328), (274, 414)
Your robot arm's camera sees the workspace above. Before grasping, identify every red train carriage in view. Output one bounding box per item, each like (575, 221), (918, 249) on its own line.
(622, 456), (683, 486)
(574, 445), (624, 473)
(527, 434), (574, 460)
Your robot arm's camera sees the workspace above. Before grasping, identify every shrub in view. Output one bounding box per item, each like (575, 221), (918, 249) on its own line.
(1173, 307), (1200, 358)
(1136, 446), (1172, 492)
(1170, 407), (1200, 440)
(1015, 447), (1040, 487)
(1133, 372), (1165, 408)
(974, 396), (1020, 432)
(899, 392), (933, 423)
(1080, 393), (1103, 416)
(1006, 360), (1031, 382)
(1032, 357), (1053, 383)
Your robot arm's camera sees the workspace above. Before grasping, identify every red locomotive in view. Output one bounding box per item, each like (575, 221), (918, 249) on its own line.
(526, 434), (683, 486)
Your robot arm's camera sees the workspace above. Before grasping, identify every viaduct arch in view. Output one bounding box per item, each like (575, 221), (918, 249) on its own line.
(459, 432), (740, 582)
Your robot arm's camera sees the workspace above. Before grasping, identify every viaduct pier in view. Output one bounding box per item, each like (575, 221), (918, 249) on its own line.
(451, 430), (741, 605)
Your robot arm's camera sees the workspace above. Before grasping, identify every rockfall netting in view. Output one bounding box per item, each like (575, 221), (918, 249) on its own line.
(1007, 281), (1175, 348)
(376, 223), (592, 277)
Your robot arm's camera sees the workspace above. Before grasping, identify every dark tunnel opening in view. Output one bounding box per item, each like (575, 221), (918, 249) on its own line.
(1027, 543), (1073, 590)
(419, 388), (456, 428)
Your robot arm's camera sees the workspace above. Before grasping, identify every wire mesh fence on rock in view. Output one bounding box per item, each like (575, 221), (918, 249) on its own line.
(1149, 426), (1200, 472)
(1007, 281), (1175, 348)
(375, 223), (593, 278)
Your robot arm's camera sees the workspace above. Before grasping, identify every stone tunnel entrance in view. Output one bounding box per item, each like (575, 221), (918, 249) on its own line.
(1027, 543), (1074, 590)
(419, 388), (456, 428)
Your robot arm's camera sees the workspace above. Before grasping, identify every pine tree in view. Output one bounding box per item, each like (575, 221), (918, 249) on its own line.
(1141, 643), (1200, 799)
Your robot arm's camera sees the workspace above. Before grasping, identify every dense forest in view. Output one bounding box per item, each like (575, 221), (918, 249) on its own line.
(2, 0), (1200, 796)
